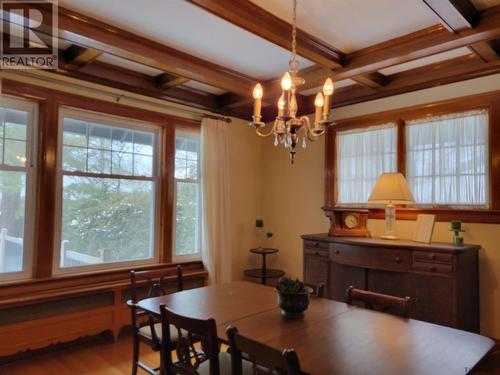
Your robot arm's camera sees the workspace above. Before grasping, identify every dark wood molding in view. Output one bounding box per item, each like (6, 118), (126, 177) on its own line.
(470, 39), (500, 62)
(62, 45), (102, 69)
(155, 73), (190, 90)
(352, 72), (387, 89)
(335, 5), (500, 81)
(422, 0), (479, 31)
(186, 0), (345, 69)
(56, 60), (220, 110)
(325, 90), (500, 223)
(307, 55), (500, 111)
(1, 4), (257, 96)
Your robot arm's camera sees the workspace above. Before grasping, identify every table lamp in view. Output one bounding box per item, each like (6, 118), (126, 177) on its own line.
(368, 173), (415, 240)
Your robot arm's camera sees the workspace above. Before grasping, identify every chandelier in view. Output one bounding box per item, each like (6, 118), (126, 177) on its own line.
(250, 0), (334, 163)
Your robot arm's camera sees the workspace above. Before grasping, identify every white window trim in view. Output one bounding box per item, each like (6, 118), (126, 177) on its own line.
(53, 107), (162, 275)
(0, 95), (37, 282)
(173, 129), (202, 263)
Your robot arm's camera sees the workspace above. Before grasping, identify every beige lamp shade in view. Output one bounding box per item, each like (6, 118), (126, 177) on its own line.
(368, 173), (415, 204)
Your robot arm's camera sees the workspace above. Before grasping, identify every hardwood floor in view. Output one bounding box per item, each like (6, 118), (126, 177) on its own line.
(0, 334), (159, 375)
(0, 333), (498, 374)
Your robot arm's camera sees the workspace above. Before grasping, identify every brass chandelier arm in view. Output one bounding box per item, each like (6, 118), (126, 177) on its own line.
(255, 120), (277, 137)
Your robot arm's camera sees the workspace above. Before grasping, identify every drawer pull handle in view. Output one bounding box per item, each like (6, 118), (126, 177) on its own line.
(429, 254), (436, 260)
(394, 256), (401, 264)
(335, 250), (340, 254)
(315, 251), (320, 256)
(314, 242), (319, 247)
(429, 266), (437, 272)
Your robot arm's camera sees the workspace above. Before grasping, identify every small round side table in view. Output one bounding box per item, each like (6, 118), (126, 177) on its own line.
(244, 247), (285, 285)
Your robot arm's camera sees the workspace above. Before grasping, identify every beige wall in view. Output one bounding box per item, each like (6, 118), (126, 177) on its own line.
(227, 118), (263, 279)
(257, 73), (500, 338)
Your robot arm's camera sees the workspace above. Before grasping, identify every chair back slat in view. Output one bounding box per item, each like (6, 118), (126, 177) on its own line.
(161, 305), (220, 375)
(346, 286), (411, 318)
(226, 326), (308, 375)
(130, 265), (183, 303)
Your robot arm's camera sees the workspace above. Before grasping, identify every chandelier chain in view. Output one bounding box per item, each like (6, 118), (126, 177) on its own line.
(292, 0), (297, 62)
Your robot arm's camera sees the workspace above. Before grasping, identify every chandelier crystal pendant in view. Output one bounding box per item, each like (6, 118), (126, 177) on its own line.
(249, 0), (335, 163)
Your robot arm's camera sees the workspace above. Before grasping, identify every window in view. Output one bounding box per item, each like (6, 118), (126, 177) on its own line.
(406, 110), (488, 207)
(336, 124), (397, 204)
(56, 108), (160, 271)
(0, 96), (36, 280)
(174, 131), (201, 259)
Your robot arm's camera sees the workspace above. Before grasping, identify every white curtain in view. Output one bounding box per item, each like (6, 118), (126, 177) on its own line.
(406, 109), (488, 207)
(201, 118), (231, 285)
(336, 124), (397, 204)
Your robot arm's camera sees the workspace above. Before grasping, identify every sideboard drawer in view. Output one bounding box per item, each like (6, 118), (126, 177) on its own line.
(304, 240), (329, 250)
(414, 261), (453, 276)
(304, 248), (329, 259)
(330, 244), (411, 272)
(414, 251), (453, 264)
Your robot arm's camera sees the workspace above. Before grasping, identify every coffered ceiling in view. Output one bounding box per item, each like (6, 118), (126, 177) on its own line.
(3, 0), (500, 120)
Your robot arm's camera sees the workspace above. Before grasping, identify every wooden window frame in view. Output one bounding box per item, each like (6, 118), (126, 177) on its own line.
(325, 90), (500, 223)
(0, 79), (204, 288)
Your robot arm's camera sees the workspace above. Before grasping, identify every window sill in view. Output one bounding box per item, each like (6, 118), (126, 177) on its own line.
(0, 260), (207, 308)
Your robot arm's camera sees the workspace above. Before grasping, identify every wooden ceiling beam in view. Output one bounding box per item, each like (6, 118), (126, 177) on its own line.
(62, 45), (102, 69)
(470, 39), (500, 62)
(186, 0), (345, 69)
(55, 59), (220, 110)
(155, 73), (191, 90)
(352, 72), (387, 89)
(422, 0), (479, 31)
(1, 4), (257, 96)
(422, 0), (499, 63)
(304, 54), (500, 111)
(335, 5), (500, 81)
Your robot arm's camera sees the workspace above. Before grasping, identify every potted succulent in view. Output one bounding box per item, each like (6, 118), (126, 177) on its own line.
(276, 277), (312, 319)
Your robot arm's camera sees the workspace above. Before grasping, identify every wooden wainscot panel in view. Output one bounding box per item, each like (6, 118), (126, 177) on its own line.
(0, 307), (114, 356)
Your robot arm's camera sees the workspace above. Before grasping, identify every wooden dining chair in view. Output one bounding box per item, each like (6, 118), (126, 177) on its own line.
(304, 282), (325, 298)
(345, 285), (411, 318)
(226, 326), (308, 375)
(160, 305), (252, 375)
(128, 266), (183, 375)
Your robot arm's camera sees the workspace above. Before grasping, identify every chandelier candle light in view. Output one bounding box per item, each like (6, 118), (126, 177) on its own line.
(250, 0), (335, 163)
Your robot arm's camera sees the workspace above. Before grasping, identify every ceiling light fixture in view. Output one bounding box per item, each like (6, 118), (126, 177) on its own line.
(250, 0), (334, 163)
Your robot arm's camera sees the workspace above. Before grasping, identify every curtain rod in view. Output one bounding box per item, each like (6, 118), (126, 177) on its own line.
(202, 114), (232, 123)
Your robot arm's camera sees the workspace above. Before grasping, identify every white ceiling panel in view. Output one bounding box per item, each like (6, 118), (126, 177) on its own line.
(59, 0), (314, 81)
(250, 0), (439, 53)
(300, 79), (358, 96)
(96, 54), (164, 76)
(378, 47), (473, 75)
(471, 0), (500, 10)
(182, 81), (226, 95)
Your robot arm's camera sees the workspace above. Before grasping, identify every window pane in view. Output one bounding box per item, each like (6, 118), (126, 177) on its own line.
(337, 124), (397, 203)
(175, 181), (200, 256)
(89, 123), (112, 150)
(0, 171), (27, 274)
(175, 132), (201, 257)
(112, 151), (134, 175)
(406, 110), (488, 206)
(4, 139), (27, 166)
(60, 176), (155, 268)
(63, 117), (156, 177)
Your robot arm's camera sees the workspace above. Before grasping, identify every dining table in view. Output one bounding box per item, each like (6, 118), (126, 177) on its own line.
(137, 281), (494, 375)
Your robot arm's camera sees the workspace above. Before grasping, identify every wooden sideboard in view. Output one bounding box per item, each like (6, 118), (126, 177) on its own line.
(302, 234), (480, 332)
